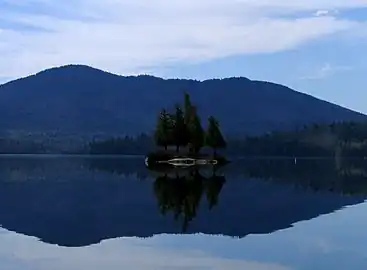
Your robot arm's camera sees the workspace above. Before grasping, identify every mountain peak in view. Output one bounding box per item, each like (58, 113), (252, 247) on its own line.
(36, 64), (111, 76)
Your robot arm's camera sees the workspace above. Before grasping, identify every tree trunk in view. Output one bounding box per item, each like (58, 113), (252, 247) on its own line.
(213, 148), (217, 157)
(176, 145), (179, 152)
(164, 145), (167, 151)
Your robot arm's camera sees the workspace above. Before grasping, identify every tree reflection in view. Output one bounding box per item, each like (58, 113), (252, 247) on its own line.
(153, 169), (225, 232)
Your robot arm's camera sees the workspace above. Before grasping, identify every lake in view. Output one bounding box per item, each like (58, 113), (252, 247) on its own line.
(0, 156), (366, 269)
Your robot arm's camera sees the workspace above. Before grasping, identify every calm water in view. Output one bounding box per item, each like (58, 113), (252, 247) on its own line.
(0, 156), (367, 269)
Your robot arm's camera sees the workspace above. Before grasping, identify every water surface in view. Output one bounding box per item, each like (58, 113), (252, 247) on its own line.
(0, 156), (366, 269)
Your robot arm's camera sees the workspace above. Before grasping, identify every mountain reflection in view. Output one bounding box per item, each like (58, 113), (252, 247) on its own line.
(0, 157), (364, 247)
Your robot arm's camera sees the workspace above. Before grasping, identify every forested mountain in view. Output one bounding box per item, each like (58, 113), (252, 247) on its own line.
(0, 64), (365, 139)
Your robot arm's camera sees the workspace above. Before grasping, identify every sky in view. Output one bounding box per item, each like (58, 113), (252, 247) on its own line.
(0, 0), (366, 113)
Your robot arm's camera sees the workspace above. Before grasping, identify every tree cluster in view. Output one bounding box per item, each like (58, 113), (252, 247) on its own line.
(154, 92), (226, 155)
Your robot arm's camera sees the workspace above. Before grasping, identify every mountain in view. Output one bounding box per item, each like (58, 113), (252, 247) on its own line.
(0, 64), (365, 138)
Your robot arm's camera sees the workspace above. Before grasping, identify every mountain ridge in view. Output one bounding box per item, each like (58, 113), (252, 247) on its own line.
(0, 64), (355, 107)
(0, 64), (365, 138)
(4, 64), (356, 113)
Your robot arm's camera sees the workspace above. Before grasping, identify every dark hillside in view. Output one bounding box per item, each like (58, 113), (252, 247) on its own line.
(0, 64), (365, 137)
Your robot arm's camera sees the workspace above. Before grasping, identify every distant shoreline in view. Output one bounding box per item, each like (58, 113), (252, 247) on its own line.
(0, 154), (364, 160)
(0, 153), (145, 158)
(2, 120), (367, 158)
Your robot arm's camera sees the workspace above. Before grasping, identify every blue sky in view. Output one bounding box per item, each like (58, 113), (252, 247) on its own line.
(0, 1), (366, 113)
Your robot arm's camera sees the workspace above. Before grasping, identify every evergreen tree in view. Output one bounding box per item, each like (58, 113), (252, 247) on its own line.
(172, 104), (189, 152)
(166, 112), (176, 148)
(187, 106), (204, 153)
(184, 91), (192, 124)
(154, 109), (171, 150)
(205, 116), (226, 156)
(183, 91), (194, 150)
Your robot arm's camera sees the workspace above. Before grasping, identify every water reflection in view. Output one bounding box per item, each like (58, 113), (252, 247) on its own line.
(153, 169), (226, 232)
(0, 157), (365, 248)
(229, 158), (367, 195)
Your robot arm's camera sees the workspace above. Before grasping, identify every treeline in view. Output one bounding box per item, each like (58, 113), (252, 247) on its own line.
(0, 138), (45, 154)
(2, 119), (367, 156)
(236, 121), (367, 157)
(0, 133), (90, 154)
(89, 133), (153, 155)
(89, 121), (367, 157)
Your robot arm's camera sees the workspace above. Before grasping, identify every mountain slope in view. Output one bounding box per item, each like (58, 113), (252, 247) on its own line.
(0, 64), (365, 137)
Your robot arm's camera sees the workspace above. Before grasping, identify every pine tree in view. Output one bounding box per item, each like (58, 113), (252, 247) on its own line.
(187, 106), (204, 154)
(154, 109), (171, 150)
(166, 112), (176, 148)
(183, 91), (193, 151)
(184, 91), (192, 124)
(205, 116), (226, 156)
(172, 104), (189, 152)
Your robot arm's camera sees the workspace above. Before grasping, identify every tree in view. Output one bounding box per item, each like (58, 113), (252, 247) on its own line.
(166, 112), (176, 147)
(172, 104), (189, 152)
(205, 116), (226, 156)
(187, 106), (204, 153)
(184, 91), (192, 125)
(154, 109), (171, 150)
(183, 91), (194, 148)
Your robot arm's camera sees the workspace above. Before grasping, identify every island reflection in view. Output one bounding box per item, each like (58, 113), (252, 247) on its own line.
(0, 156), (364, 247)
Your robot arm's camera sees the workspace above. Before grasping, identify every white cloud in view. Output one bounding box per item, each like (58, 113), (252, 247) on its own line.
(0, 0), (366, 79)
(301, 63), (353, 80)
(314, 9), (339, 17)
(315, 10), (331, 16)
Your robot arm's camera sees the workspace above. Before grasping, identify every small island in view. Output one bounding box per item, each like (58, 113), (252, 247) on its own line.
(146, 92), (228, 168)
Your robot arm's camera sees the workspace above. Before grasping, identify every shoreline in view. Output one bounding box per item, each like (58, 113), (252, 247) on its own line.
(0, 154), (364, 159)
(0, 154), (145, 158)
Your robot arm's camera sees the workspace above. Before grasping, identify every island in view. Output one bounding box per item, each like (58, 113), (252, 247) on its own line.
(145, 92), (228, 168)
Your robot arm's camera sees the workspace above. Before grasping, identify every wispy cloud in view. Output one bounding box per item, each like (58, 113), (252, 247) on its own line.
(0, 0), (366, 79)
(314, 9), (339, 16)
(301, 63), (353, 80)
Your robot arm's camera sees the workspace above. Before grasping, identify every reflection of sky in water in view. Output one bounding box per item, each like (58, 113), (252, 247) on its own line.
(1, 202), (367, 270)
